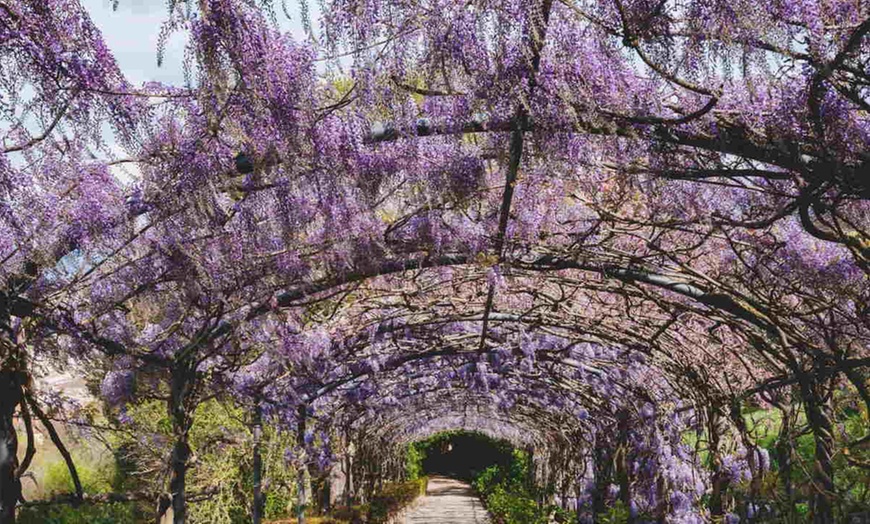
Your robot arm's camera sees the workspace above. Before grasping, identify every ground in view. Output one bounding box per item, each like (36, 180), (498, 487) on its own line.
(402, 476), (490, 524)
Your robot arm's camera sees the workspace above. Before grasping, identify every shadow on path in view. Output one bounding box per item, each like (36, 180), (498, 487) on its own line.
(403, 476), (491, 524)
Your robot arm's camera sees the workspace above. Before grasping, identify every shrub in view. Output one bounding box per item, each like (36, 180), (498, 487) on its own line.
(17, 502), (135, 524)
(473, 452), (552, 524)
(405, 442), (425, 480)
(484, 484), (548, 524)
(596, 501), (631, 524)
(365, 478), (426, 523)
(41, 460), (113, 497)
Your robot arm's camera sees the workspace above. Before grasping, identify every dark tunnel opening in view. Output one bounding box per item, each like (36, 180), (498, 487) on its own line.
(411, 431), (516, 482)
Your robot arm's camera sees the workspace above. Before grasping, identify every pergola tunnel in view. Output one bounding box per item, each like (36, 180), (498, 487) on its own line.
(266, 329), (731, 524)
(3, 0), (870, 523)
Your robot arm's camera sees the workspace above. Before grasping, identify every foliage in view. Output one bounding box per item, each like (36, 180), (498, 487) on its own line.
(103, 397), (300, 523)
(15, 425), (139, 524)
(596, 502), (631, 524)
(404, 443), (425, 481)
(17, 503), (135, 524)
(480, 484), (546, 524)
(364, 479), (427, 523)
(40, 460), (113, 498)
(473, 450), (554, 524)
(18, 422), (117, 501)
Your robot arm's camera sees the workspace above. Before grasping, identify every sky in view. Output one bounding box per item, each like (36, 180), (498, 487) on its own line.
(75, 0), (314, 183)
(81, 0), (311, 88)
(82, 0), (190, 87)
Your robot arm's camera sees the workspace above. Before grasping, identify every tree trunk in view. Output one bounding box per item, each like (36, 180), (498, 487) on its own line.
(525, 445), (536, 493)
(1, 301), (26, 524)
(800, 379), (836, 524)
(615, 410), (634, 523)
(166, 355), (196, 524)
(774, 401), (794, 518)
(25, 395), (82, 502)
(574, 468), (586, 524)
(296, 405), (308, 524)
(559, 451), (570, 510)
(0, 369), (23, 524)
(344, 433), (354, 507)
(591, 440), (612, 522)
(729, 398), (762, 516)
(252, 400), (264, 524)
(654, 475), (668, 523)
(707, 406), (729, 518)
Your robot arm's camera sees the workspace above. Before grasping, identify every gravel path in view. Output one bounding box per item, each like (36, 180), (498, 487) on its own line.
(403, 476), (491, 524)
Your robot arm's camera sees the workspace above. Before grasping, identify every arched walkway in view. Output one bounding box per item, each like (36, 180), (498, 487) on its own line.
(403, 477), (491, 524)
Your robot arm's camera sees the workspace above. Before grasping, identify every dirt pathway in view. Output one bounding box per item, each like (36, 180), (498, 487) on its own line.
(402, 476), (491, 524)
